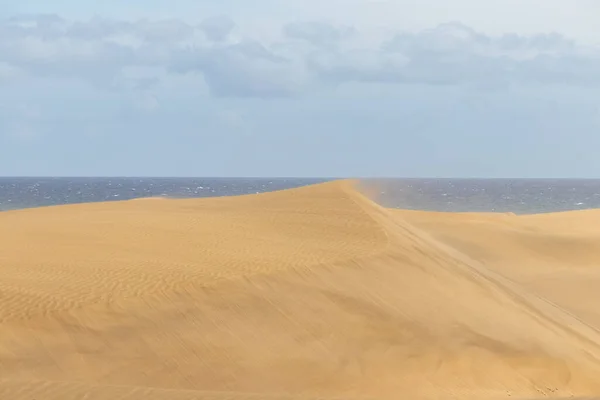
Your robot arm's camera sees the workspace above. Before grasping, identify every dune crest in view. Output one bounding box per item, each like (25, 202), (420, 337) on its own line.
(1, 180), (600, 399)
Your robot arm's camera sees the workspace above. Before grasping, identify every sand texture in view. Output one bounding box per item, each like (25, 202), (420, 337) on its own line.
(2, 180), (600, 400)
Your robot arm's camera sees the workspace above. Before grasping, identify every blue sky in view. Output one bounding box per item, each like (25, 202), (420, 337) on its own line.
(1, 0), (600, 177)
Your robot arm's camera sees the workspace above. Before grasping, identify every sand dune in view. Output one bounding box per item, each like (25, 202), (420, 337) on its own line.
(1, 180), (600, 399)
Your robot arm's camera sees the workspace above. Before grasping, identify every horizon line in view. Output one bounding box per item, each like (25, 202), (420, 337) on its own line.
(1, 176), (600, 180)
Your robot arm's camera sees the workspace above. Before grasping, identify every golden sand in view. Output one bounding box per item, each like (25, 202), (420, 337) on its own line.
(1, 180), (600, 399)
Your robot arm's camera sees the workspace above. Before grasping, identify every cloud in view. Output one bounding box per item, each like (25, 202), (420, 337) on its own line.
(199, 15), (235, 42)
(1, 14), (600, 97)
(283, 21), (356, 46)
(307, 22), (600, 89)
(170, 40), (306, 97)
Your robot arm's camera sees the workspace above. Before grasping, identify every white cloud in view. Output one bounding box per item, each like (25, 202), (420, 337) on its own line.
(170, 40), (308, 97)
(9, 1), (600, 42)
(283, 21), (356, 46)
(199, 15), (235, 42)
(307, 22), (600, 89)
(258, 0), (600, 44)
(1, 13), (600, 98)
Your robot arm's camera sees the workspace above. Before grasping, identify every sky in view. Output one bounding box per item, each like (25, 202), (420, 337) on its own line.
(1, 0), (600, 177)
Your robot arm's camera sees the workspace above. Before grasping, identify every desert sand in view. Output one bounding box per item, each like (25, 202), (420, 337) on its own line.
(1, 180), (600, 399)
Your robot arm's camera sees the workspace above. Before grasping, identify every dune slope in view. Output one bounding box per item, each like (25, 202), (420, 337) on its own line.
(1, 180), (600, 399)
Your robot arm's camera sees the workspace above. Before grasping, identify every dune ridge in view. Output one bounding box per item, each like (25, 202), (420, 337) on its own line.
(1, 180), (600, 399)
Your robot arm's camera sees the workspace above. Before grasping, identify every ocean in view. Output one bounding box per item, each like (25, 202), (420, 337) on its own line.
(1, 177), (600, 214)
